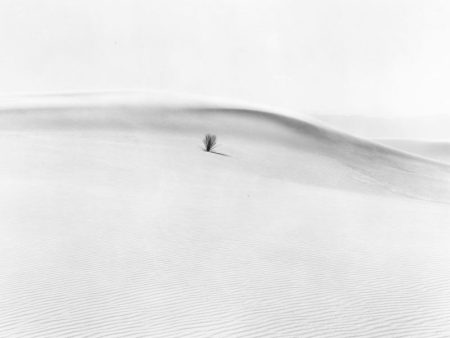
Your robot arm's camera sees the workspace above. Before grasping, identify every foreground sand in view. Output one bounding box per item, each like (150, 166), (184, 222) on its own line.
(0, 93), (449, 337)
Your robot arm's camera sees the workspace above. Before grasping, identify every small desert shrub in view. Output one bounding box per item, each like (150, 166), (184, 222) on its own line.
(203, 134), (217, 152)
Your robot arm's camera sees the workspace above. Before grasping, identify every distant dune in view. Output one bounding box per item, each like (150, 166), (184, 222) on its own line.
(0, 92), (450, 337)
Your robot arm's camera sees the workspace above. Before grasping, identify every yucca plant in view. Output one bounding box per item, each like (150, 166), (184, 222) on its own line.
(203, 134), (217, 152)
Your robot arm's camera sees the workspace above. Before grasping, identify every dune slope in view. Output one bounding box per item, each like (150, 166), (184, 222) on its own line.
(0, 93), (450, 337)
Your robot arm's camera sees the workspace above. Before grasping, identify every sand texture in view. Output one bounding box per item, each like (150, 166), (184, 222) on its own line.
(0, 93), (449, 337)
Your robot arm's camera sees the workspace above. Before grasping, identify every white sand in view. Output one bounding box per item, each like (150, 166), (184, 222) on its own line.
(0, 92), (450, 337)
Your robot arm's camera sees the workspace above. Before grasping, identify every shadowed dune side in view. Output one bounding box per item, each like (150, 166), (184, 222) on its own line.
(0, 94), (449, 203)
(315, 114), (450, 140)
(377, 139), (450, 165)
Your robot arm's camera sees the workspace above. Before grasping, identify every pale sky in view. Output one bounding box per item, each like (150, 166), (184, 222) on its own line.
(1, 0), (450, 117)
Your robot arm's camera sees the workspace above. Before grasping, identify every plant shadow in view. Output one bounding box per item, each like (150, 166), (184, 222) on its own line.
(209, 150), (230, 157)
(200, 147), (230, 157)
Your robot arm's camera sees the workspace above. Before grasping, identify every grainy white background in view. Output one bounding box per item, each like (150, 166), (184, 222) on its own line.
(1, 0), (450, 118)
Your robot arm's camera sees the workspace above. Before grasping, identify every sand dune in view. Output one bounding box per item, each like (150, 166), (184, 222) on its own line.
(1, 92), (449, 202)
(0, 92), (450, 337)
